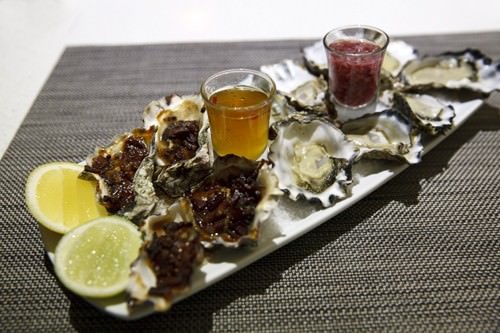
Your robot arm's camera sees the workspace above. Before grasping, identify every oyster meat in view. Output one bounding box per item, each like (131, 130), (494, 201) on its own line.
(392, 92), (455, 135)
(187, 155), (281, 248)
(401, 49), (500, 93)
(341, 110), (423, 164)
(269, 118), (357, 207)
(260, 59), (328, 114)
(382, 40), (418, 77)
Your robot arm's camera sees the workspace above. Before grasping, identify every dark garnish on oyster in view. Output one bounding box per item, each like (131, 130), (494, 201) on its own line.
(83, 127), (155, 213)
(146, 222), (200, 298)
(144, 94), (212, 197)
(187, 155), (280, 248)
(158, 120), (200, 167)
(128, 199), (204, 312)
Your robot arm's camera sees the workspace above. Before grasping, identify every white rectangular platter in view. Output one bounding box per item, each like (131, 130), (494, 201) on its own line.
(41, 98), (483, 320)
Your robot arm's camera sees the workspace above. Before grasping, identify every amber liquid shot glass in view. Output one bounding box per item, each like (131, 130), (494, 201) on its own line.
(201, 69), (276, 160)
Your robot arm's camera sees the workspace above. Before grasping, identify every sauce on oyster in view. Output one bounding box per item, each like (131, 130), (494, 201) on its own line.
(157, 120), (200, 167)
(144, 221), (202, 300)
(84, 128), (153, 213)
(188, 165), (261, 243)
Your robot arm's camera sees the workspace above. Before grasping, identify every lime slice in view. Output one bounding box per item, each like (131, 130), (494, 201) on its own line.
(54, 216), (142, 298)
(25, 162), (109, 234)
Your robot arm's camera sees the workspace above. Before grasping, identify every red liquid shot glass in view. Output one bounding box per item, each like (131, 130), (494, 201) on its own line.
(323, 25), (389, 116)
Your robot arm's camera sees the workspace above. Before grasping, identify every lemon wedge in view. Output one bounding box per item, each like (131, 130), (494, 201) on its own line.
(25, 162), (108, 234)
(54, 216), (142, 298)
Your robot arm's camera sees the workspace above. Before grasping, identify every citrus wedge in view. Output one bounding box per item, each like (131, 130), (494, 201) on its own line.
(54, 216), (142, 298)
(25, 162), (108, 234)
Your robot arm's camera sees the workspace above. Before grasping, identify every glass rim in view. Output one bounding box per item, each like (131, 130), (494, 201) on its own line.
(200, 68), (276, 112)
(323, 24), (390, 57)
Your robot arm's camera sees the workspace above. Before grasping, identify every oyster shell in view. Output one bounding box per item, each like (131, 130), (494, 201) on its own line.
(187, 155), (281, 248)
(401, 49), (500, 93)
(269, 92), (330, 129)
(341, 110), (423, 164)
(143, 94), (212, 197)
(269, 93), (295, 125)
(392, 92), (455, 135)
(260, 59), (328, 114)
(382, 40), (418, 77)
(302, 40), (328, 77)
(122, 156), (160, 223)
(127, 198), (204, 312)
(82, 127), (155, 215)
(269, 118), (357, 207)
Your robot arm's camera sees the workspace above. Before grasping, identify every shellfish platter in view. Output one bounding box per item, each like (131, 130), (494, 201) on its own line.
(40, 39), (498, 320)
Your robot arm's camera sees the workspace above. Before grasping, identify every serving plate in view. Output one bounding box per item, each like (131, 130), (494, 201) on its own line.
(40, 96), (484, 320)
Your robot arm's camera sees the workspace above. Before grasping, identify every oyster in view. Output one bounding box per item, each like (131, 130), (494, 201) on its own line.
(401, 49), (500, 93)
(260, 59), (328, 114)
(269, 118), (357, 207)
(127, 198), (204, 312)
(82, 127), (155, 214)
(302, 40), (328, 77)
(187, 155), (281, 248)
(392, 92), (455, 135)
(382, 40), (418, 77)
(269, 92), (327, 128)
(143, 94), (212, 197)
(341, 110), (423, 164)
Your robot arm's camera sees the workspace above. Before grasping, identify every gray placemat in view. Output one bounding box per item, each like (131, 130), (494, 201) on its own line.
(1, 32), (499, 332)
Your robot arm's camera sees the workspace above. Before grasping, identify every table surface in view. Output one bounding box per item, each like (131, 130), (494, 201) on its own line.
(1, 0), (500, 159)
(1, 2), (499, 332)
(1, 30), (498, 332)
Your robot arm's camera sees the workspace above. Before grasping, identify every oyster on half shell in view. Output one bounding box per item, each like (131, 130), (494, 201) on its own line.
(260, 59), (328, 114)
(187, 155), (282, 248)
(341, 110), (423, 164)
(392, 92), (455, 135)
(82, 127), (155, 215)
(143, 94), (212, 197)
(127, 198), (204, 312)
(401, 49), (500, 93)
(269, 118), (357, 207)
(382, 40), (418, 77)
(302, 40), (328, 78)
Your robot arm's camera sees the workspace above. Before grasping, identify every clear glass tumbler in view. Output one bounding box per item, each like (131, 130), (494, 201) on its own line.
(200, 69), (276, 160)
(323, 25), (389, 119)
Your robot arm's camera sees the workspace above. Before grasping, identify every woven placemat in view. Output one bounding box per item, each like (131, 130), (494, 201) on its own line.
(1, 32), (498, 332)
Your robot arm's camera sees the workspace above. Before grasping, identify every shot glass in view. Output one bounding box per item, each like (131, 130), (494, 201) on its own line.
(323, 25), (389, 119)
(200, 69), (276, 160)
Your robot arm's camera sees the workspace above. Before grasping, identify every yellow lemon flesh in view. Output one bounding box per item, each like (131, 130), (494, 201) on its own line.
(25, 162), (108, 234)
(54, 216), (142, 298)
